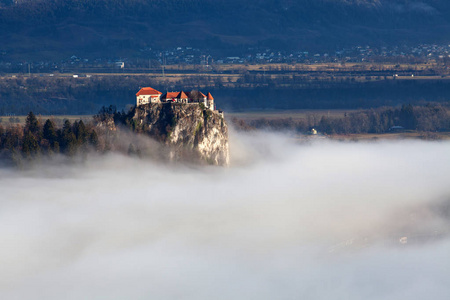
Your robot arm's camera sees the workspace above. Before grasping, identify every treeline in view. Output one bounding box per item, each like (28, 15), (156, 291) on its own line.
(232, 104), (450, 135)
(3, 75), (450, 115)
(0, 112), (99, 162)
(317, 104), (450, 134)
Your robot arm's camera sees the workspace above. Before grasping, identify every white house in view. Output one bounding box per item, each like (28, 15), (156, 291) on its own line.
(136, 87), (162, 105)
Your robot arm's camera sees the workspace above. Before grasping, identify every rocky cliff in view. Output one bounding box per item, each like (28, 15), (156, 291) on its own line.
(133, 103), (229, 166)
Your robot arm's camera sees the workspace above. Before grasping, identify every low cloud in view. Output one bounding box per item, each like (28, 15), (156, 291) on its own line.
(0, 132), (449, 299)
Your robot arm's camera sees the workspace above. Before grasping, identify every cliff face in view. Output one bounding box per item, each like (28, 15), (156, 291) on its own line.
(134, 103), (229, 166)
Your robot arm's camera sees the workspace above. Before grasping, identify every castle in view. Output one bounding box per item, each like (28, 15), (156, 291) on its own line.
(136, 87), (215, 110)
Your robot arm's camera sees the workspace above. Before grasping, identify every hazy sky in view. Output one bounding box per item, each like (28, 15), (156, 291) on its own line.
(0, 131), (449, 299)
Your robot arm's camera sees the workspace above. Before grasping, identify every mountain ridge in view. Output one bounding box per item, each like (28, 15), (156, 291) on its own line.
(1, 0), (450, 59)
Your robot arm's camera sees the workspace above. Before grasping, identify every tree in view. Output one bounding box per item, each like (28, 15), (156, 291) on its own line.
(43, 119), (57, 143)
(1, 126), (21, 150)
(43, 119), (59, 152)
(59, 120), (77, 155)
(319, 116), (334, 134)
(22, 131), (39, 157)
(73, 120), (88, 145)
(89, 130), (99, 150)
(400, 104), (417, 130)
(94, 105), (117, 122)
(24, 111), (39, 135)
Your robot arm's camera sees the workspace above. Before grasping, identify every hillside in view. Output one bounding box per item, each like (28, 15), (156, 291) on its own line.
(0, 103), (229, 166)
(133, 102), (229, 166)
(1, 0), (450, 60)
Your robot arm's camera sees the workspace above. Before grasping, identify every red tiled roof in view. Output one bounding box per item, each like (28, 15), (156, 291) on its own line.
(207, 92), (214, 100)
(161, 92), (179, 99)
(136, 87), (162, 96)
(177, 91), (188, 99)
(199, 92), (206, 98)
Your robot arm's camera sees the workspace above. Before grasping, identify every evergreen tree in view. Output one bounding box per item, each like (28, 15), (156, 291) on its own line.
(2, 129), (18, 150)
(43, 119), (57, 144)
(73, 120), (88, 145)
(22, 131), (39, 157)
(43, 119), (59, 153)
(24, 111), (39, 135)
(60, 120), (77, 155)
(52, 141), (60, 154)
(89, 130), (99, 150)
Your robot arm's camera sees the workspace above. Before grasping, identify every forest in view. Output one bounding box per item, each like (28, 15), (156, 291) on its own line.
(231, 104), (450, 135)
(0, 112), (100, 165)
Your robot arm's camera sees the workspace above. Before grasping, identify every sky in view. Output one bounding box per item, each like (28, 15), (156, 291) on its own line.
(0, 131), (449, 300)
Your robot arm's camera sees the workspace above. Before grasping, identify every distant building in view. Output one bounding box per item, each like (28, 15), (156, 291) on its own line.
(137, 87), (215, 110)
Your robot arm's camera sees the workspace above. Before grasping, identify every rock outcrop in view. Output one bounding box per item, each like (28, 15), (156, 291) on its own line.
(134, 103), (229, 166)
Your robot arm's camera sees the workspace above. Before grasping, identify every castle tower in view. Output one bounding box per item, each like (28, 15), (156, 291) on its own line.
(206, 92), (214, 110)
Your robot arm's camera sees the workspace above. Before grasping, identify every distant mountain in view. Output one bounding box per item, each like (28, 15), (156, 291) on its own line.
(1, 0), (450, 60)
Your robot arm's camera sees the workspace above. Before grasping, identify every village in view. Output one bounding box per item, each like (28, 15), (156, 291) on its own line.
(136, 87), (216, 111)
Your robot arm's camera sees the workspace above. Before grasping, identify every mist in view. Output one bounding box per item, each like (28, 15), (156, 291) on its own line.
(1, 131), (450, 299)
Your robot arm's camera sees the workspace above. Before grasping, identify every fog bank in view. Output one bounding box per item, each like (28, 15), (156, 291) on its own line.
(1, 132), (450, 299)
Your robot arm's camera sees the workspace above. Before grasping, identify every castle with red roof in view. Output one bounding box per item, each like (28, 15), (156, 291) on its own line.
(136, 87), (215, 110)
